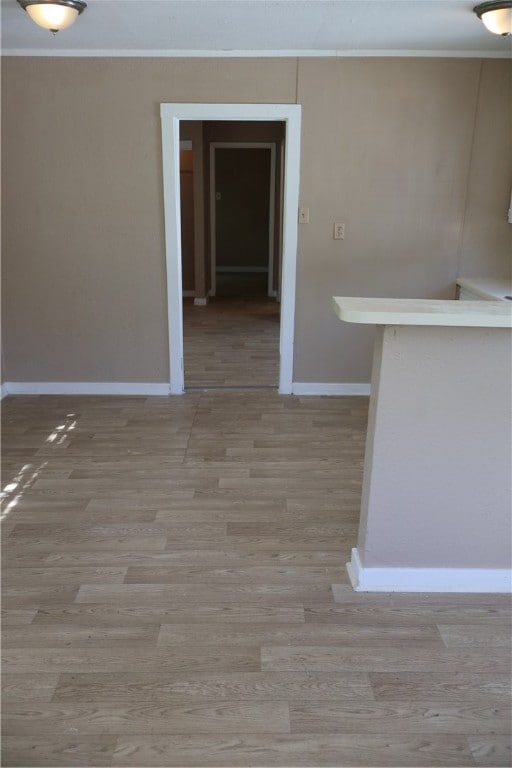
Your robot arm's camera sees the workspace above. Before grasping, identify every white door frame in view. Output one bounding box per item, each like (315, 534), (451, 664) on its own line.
(160, 103), (301, 395)
(209, 142), (276, 298)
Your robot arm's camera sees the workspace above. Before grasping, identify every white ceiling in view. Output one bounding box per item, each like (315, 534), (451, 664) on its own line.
(1, 0), (512, 57)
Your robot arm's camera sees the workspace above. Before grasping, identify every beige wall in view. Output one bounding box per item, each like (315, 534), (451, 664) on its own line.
(295, 58), (511, 382)
(2, 57), (510, 383)
(459, 61), (512, 277)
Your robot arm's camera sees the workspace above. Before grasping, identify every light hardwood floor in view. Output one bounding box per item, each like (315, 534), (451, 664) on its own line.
(1, 392), (511, 767)
(183, 274), (280, 388)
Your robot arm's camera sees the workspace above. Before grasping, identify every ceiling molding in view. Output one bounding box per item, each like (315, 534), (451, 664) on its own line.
(2, 48), (510, 59)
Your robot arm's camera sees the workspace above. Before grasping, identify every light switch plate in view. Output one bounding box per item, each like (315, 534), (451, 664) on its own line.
(334, 223), (345, 240)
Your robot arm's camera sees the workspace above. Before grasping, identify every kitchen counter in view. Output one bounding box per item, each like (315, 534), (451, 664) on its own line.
(333, 295), (512, 594)
(456, 277), (512, 301)
(332, 296), (512, 328)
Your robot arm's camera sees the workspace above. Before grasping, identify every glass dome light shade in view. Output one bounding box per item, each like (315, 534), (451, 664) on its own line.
(18, 1), (87, 32)
(480, 8), (512, 34)
(474, 2), (512, 35)
(26, 3), (78, 30)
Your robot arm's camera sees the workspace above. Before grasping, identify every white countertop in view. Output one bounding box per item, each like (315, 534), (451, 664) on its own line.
(456, 277), (512, 301)
(332, 297), (512, 328)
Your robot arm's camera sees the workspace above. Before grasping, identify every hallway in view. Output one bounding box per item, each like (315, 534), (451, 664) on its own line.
(183, 274), (280, 388)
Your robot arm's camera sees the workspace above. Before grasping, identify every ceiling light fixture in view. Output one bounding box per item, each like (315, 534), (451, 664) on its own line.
(473, 1), (512, 36)
(17, 0), (87, 33)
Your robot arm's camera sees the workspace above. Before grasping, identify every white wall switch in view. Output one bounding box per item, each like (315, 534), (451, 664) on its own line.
(334, 223), (345, 240)
(298, 207), (310, 224)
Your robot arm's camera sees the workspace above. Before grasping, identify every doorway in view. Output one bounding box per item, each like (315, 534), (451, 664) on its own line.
(210, 144), (276, 299)
(184, 139), (280, 388)
(160, 103), (301, 394)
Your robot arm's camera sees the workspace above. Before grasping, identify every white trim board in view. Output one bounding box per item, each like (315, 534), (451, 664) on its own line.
(292, 383), (370, 396)
(216, 267), (269, 274)
(0, 384), (8, 400)
(3, 383), (170, 396)
(2, 382), (370, 398)
(4, 50), (509, 60)
(346, 548), (512, 594)
(160, 103), (301, 395)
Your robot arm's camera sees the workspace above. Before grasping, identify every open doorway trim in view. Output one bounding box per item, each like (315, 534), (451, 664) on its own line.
(160, 103), (301, 395)
(209, 142), (276, 299)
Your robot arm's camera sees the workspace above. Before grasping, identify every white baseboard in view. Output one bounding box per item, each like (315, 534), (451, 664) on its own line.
(194, 297), (208, 306)
(292, 383), (371, 396)
(346, 548), (512, 594)
(0, 383), (7, 400)
(4, 381), (369, 398)
(216, 266), (269, 273)
(3, 382), (170, 396)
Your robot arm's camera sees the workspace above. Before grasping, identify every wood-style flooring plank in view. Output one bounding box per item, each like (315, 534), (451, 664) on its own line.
(305, 599), (512, 625)
(1, 609), (37, 625)
(52, 671), (373, 703)
(369, 671), (512, 702)
(438, 623), (512, 648)
(288, 700), (511, 735)
(157, 622), (442, 648)
(220, 532), (354, 550)
(3, 646), (261, 674)
(32, 604), (305, 626)
(6, 531), (169, 552)
(74, 582), (335, 606)
(111, 733), (476, 767)
(261, 645), (512, 674)
(5, 509), (159, 524)
(1, 566), (128, 585)
(2, 585), (79, 608)
(124, 565), (345, 584)
(1, 736), (117, 767)
(467, 735), (512, 767)
(3, 701), (291, 736)
(2, 625), (159, 648)
(42, 549), (343, 567)
(2, 674), (60, 702)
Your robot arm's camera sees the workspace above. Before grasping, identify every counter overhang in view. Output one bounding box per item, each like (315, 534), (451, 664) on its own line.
(332, 297), (512, 328)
